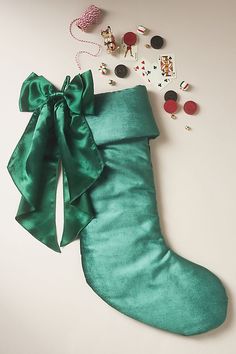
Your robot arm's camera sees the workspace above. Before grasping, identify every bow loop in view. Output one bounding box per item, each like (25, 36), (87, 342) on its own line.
(8, 70), (104, 252)
(19, 70), (95, 116)
(19, 72), (57, 112)
(64, 70), (95, 115)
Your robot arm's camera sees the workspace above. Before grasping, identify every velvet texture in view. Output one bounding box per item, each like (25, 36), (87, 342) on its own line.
(8, 71), (228, 335)
(81, 84), (228, 335)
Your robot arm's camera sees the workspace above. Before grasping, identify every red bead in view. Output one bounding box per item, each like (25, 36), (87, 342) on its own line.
(164, 99), (178, 114)
(184, 101), (198, 115)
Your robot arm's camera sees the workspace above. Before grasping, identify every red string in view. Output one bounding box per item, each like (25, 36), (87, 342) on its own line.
(69, 15), (102, 70)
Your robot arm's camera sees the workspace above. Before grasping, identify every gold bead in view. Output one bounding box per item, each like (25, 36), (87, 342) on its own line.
(108, 79), (116, 85)
(185, 125), (191, 131)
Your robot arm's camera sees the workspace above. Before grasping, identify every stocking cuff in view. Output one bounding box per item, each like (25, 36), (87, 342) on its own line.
(86, 85), (160, 146)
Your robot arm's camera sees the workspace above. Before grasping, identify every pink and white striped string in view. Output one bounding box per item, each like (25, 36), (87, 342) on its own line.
(69, 5), (103, 70)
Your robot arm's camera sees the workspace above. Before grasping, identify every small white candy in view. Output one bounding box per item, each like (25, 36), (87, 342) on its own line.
(99, 63), (108, 75)
(180, 81), (190, 91)
(137, 25), (147, 35)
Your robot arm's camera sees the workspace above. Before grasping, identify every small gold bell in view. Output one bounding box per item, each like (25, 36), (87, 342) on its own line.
(108, 79), (116, 86)
(185, 125), (191, 131)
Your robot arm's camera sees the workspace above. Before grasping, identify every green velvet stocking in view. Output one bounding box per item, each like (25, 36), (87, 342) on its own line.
(81, 85), (228, 336)
(8, 71), (228, 336)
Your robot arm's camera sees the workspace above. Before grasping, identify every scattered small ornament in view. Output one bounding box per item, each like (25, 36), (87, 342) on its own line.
(137, 25), (148, 35)
(108, 79), (116, 85)
(98, 63), (109, 75)
(114, 64), (129, 78)
(150, 35), (164, 49)
(145, 44), (151, 48)
(101, 25), (119, 54)
(185, 125), (191, 131)
(123, 32), (137, 58)
(184, 100), (198, 115)
(180, 81), (190, 91)
(164, 90), (178, 101)
(164, 99), (178, 119)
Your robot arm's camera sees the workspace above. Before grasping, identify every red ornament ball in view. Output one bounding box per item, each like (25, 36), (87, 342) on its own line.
(164, 99), (178, 114)
(184, 101), (198, 115)
(123, 32), (137, 46)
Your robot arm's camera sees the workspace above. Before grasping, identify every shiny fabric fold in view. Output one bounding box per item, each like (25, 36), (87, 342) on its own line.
(7, 70), (105, 252)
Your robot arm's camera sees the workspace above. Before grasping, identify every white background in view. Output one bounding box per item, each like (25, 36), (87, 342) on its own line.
(1, 1), (236, 353)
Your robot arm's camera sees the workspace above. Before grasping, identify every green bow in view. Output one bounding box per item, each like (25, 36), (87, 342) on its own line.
(7, 70), (105, 252)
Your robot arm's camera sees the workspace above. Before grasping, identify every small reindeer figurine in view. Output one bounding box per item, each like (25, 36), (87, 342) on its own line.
(101, 26), (119, 54)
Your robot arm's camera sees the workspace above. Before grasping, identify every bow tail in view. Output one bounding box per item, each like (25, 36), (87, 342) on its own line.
(7, 106), (61, 252)
(54, 104), (105, 247)
(15, 162), (61, 252)
(60, 169), (95, 247)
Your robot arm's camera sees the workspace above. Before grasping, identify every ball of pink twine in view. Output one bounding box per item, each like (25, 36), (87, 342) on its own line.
(69, 5), (103, 70)
(76, 5), (102, 32)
